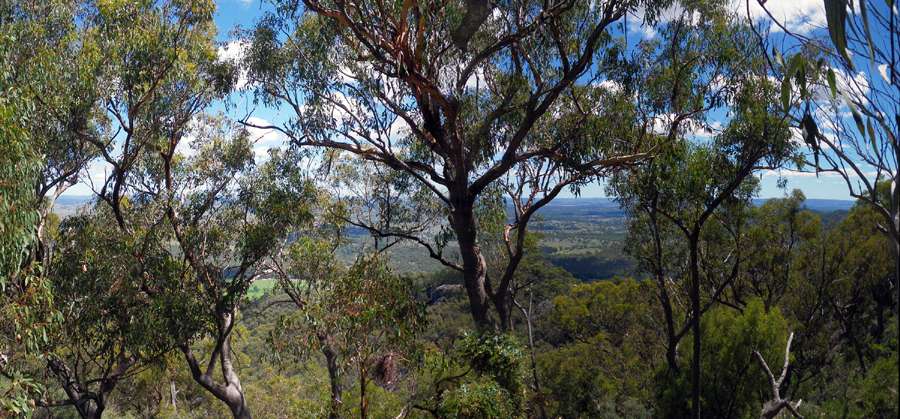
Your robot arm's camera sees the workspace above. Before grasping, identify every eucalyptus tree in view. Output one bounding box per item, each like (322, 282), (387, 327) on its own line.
(27, 0), (305, 415)
(24, 0), (243, 416)
(0, 0), (98, 413)
(42, 206), (197, 418)
(778, 195), (894, 415)
(811, 198), (892, 375)
(150, 118), (315, 419)
(0, 24), (46, 417)
(268, 233), (346, 419)
(609, 3), (795, 416)
(270, 238), (425, 419)
(748, 0), (900, 404)
(738, 190), (820, 311)
(248, 175), (423, 418)
(244, 0), (659, 329)
(7, 0), (104, 266)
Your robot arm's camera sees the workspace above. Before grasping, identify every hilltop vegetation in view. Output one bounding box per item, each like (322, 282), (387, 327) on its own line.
(1, 0), (897, 418)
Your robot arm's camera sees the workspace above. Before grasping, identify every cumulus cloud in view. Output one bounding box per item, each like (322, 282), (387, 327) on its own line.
(739, 0), (827, 34)
(82, 160), (112, 193)
(629, 1), (826, 41)
(632, 23), (657, 40)
(388, 117), (411, 139)
(834, 70), (870, 97)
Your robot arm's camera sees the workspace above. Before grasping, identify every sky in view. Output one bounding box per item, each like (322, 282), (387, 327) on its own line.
(64, 0), (866, 201)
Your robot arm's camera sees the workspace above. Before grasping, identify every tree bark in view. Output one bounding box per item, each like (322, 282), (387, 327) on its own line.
(650, 208), (680, 373)
(181, 310), (252, 419)
(450, 202), (493, 329)
(492, 291), (513, 332)
(450, 0), (491, 50)
(359, 363), (368, 419)
(753, 332), (803, 419)
(170, 381), (178, 414)
(895, 231), (899, 417)
(46, 351), (135, 419)
(322, 339), (343, 419)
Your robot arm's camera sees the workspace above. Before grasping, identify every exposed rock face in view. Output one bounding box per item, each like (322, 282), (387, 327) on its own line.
(428, 284), (463, 305)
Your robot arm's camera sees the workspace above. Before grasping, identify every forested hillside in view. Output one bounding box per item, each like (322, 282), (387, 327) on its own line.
(1, 0), (897, 418)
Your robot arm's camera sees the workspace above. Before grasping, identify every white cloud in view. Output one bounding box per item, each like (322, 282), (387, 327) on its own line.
(217, 40), (249, 89)
(388, 117), (410, 139)
(634, 23), (657, 40)
(760, 168), (879, 179)
(594, 79), (622, 94)
(464, 66), (486, 90)
(627, 7), (659, 39)
(878, 64), (890, 83)
(739, 0), (826, 34)
(629, 3), (702, 39)
(83, 160), (111, 192)
(631, 1), (825, 39)
(243, 116), (288, 161)
(648, 113), (721, 139)
(835, 70), (869, 96)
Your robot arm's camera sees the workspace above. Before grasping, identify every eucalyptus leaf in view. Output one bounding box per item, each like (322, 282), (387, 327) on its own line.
(824, 0), (852, 65)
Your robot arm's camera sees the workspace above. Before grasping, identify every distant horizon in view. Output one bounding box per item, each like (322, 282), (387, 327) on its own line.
(55, 194), (859, 205)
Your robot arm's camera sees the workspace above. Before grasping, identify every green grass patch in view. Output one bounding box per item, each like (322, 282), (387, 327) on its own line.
(246, 278), (278, 300)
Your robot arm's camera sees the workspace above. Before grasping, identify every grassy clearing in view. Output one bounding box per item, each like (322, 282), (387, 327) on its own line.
(246, 278), (278, 300)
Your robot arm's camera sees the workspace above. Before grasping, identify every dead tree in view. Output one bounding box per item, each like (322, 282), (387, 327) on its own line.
(753, 332), (803, 419)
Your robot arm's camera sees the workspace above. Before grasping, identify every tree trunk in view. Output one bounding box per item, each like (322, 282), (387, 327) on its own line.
(81, 401), (102, 419)
(46, 358), (114, 419)
(891, 177), (899, 416)
(219, 312), (251, 419)
(181, 310), (252, 419)
(170, 381), (178, 413)
(492, 291), (513, 331)
(514, 292), (548, 419)
(228, 400), (252, 419)
(450, 203), (493, 329)
(689, 233), (702, 419)
(651, 210), (680, 373)
(322, 340), (343, 419)
(666, 338), (679, 374)
(359, 363), (368, 419)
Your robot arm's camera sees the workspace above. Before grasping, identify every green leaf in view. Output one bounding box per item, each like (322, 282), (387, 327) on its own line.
(859, 0), (879, 75)
(844, 94), (866, 136)
(796, 63), (808, 97)
(866, 117), (878, 154)
(824, 0), (852, 65)
(781, 78), (792, 111)
(826, 68), (838, 98)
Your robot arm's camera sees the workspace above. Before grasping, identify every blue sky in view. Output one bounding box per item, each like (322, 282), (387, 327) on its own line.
(64, 0), (864, 201)
(213, 1), (269, 40)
